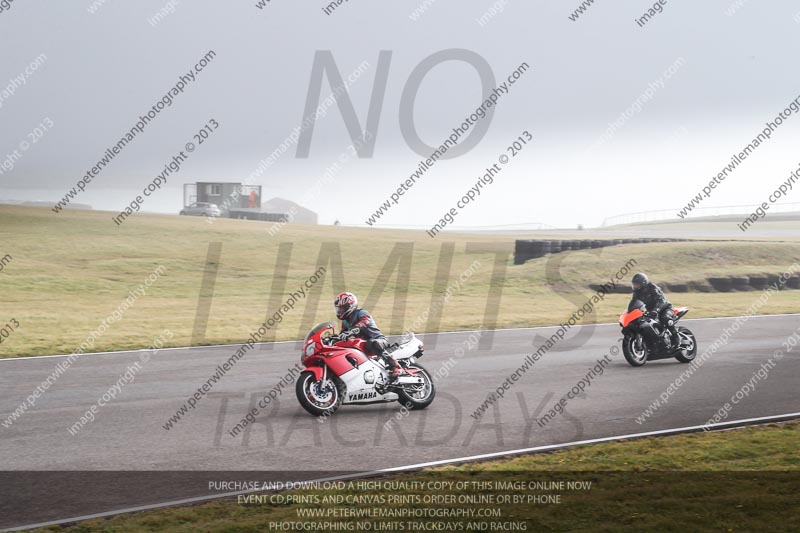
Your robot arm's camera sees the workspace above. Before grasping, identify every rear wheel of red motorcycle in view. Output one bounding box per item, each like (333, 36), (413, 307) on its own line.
(296, 371), (342, 417)
(397, 365), (436, 410)
(622, 334), (648, 367)
(674, 326), (698, 363)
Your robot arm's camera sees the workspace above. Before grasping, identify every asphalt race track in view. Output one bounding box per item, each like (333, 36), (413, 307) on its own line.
(1, 314), (799, 530)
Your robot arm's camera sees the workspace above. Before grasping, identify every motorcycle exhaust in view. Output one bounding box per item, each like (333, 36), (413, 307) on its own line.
(396, 375), (424, 385)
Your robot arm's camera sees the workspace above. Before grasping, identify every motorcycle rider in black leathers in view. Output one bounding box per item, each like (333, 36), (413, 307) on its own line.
(631, 272), (679, 349)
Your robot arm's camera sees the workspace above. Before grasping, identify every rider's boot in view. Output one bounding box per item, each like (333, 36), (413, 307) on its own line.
(669, 327), (680, 350)
(381, 354), (399, 384)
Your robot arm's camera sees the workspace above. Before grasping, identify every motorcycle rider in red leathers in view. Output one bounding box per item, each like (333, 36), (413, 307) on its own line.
(334, 292), (399, 383)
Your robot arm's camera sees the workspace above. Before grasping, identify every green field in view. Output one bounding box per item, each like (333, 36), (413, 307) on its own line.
(32, 421), (800, 532)
(2, 205), (800, 357)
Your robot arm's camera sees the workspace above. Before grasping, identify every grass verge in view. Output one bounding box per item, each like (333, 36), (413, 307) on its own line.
(32, 421), (800, 532)
(2, 206), (800, 357)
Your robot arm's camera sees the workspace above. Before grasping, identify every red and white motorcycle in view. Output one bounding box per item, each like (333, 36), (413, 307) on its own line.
(296, 322), (435, 417)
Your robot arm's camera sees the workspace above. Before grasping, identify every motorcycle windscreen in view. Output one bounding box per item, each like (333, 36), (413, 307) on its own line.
(304, 322), (336, 345)
(627, 298), (646, 313)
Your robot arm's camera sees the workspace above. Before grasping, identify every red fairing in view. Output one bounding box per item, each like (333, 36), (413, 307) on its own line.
(302, 332), (372, 378)
(619, 308), (644, 328)
(323, 348), (362, 375)
(335, 337), (368, 353)
(324, 338), (369, 375)
(302, 365), (324, 380)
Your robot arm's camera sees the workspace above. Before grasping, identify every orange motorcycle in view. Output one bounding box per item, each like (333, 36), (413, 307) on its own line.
(619, 299), (697, 366)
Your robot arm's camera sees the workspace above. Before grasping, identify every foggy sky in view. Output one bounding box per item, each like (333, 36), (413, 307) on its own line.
(1, 0), (799, 228)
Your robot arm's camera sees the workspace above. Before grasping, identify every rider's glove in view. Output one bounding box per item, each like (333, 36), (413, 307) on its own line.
(343, 327), (360, 337)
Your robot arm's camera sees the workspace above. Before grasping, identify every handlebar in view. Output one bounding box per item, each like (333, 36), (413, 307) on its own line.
(325, 333), (347, 345)
(323, 334), (340, 346)
(324, 329), (360, 345)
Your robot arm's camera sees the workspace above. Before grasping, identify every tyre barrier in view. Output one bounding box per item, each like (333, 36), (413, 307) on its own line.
(587, 275), (800, 294)
(665, 283), (689, 293)
(587, 283), (628, 294)
(705, 275), (800, 292)
(513, 239), (549, 264)
(689, 281), (714, 293)
(513, 241), (529, 265)
(515, 240), (800, 293)
(708, 277), (734, 292)
(732, 276), (753, 291)
(514, 237), (692, 265)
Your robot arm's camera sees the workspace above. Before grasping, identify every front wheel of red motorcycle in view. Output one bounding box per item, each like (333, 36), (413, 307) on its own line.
(296, 371), (342, 417)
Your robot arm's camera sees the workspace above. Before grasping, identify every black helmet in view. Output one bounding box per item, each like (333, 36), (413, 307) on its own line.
(631, 273), (649, 290)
